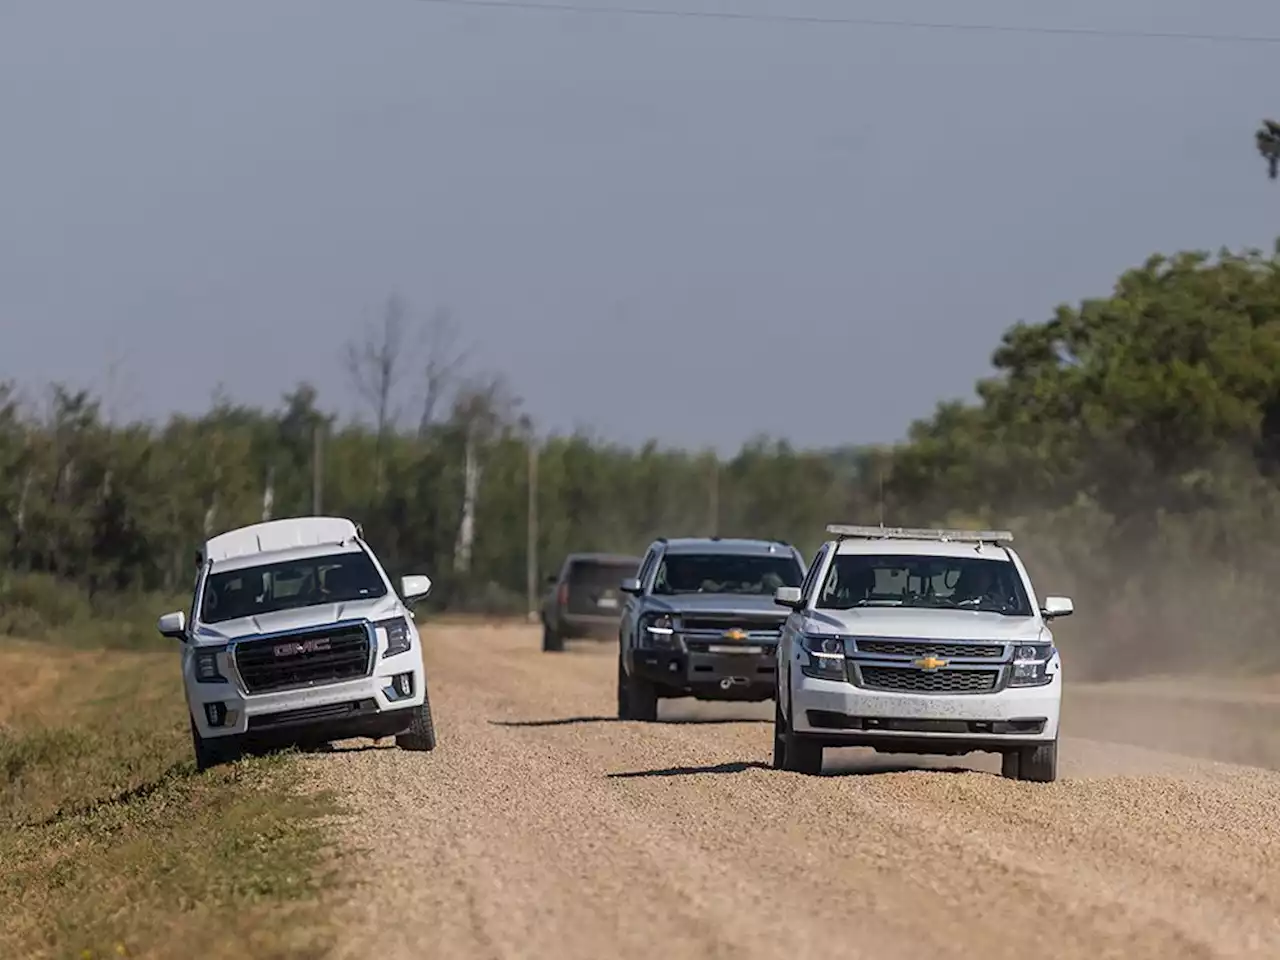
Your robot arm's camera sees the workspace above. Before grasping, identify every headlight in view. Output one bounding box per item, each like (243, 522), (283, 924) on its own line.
(194, 646), (227, 684)
(1009, 643), (1055, 687)
(638, 614), (678, 649)
(377, 617), (412, 658)
(799, 633), (846, 681)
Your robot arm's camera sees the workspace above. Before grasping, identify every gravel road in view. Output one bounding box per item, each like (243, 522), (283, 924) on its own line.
(313, 624), (1280, 960)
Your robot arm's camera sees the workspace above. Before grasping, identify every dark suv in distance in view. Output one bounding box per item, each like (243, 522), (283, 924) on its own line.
(540, 552), (642, 652)
(617, 537), (806, 720)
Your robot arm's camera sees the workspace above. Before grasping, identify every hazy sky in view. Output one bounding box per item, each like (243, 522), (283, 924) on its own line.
(2, 0), (1278, 451)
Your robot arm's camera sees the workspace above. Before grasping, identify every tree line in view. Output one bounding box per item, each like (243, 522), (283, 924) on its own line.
(5, 242), (1280, 674)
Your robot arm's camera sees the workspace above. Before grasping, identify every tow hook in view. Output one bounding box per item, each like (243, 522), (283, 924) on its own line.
(719, 677), (749, 690)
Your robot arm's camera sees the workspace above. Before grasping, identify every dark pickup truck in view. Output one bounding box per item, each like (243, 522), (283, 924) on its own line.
(540, 552), (641, 652)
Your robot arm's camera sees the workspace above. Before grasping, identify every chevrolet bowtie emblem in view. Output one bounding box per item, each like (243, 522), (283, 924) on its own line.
(914, 656), (948, 671)
(722, 628), (748, 641)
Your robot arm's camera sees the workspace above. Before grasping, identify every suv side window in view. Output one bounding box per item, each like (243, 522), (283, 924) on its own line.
(188, 565), (205, 629)
(636, 544), (662, 591)
(799, 543), (830, 605)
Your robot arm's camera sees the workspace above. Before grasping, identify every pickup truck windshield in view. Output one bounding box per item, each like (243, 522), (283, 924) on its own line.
(817, 554), (1032, 616)
(200, 551), (388, 624)
(653, 553), (803, 596)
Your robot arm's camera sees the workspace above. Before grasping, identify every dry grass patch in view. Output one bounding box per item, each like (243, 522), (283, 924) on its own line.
(0, 640), (340, 959)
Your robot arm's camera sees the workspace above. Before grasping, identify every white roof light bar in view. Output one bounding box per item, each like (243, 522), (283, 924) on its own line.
(826, 524), (1014, 544)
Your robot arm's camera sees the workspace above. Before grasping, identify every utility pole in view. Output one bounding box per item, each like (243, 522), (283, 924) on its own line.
(312, 422), (324, 515)
(262, 465), (275, 522)
(708, 454), (719, 537)
(878, 458), (886, 527)
(526, 433), (539, 621)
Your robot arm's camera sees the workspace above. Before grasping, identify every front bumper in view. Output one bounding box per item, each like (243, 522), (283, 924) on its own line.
(187, 649), (426, 742)
(790, 671), (1061, 749)
(631, 645), (778, 699)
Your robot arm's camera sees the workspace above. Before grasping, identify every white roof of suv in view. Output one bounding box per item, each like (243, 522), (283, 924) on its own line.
(203, 517), (360, 565)
(825, 524), (1017, 559)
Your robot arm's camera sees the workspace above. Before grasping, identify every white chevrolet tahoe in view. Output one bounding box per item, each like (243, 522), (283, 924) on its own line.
(157, 516), (437, 771)
(772, 525), (1072, 781)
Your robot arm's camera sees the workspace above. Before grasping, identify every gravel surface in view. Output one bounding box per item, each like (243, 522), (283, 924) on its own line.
(310, 624), (1280, 960)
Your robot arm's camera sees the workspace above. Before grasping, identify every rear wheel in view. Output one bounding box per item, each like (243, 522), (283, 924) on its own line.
(190, 718), (241, 772)
(395, 687), (438, 752)
(542, 623), (564, 652)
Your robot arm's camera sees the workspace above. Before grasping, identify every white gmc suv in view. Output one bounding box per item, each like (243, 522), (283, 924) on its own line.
(157, 516), (437, 771)
(772, 525), (1072, 781)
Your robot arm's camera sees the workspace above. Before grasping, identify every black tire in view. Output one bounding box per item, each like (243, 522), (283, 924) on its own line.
(542, 623), (564, 652)
(1001, 750), (1020, 780)
(190, 717), (241, 772)
(616, 654), (631, 720)
(395, 687), (438, 752)
(1001, 739), (1058, 782)
(616, 650), (659, 721)
(627, 673), (659, 722)
(1018, 739), (1057, 782)
(772, 697), (787, 769)
(778, 680), (823, 774)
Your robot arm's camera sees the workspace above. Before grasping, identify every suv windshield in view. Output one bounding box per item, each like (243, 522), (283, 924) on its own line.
(817, 554), (1032, 616)
(653, 553), (803, 596)
(200, 551), (388, 624)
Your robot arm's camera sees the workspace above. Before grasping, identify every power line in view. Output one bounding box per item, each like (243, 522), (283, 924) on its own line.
(407, 0), (1280, 46)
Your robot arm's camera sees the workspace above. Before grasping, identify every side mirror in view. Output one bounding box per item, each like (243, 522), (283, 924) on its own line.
(157, 610), (187, 640)
(774, 586), (803, 609)
(619, 577), (643, 596)
(400, 575), (433, 603)
(1041, 596), (1074, 620)
(545, 573), (558, 586)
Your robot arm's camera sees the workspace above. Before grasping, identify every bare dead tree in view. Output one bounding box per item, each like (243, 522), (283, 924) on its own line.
(1258, 119), (1280, 180)
(417, 306), (470, 438)
(451, 372), (522, 575)
(344, 295), (413, 494)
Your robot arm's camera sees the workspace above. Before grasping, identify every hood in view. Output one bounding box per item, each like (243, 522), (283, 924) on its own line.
(191, 595), (403, 644)
(804, 607), (1046, 642)
(647, 592), (790, 620)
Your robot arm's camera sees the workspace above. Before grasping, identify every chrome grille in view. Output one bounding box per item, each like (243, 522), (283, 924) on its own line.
(859, 666), (999, 694)
(855, 640), (1004, 659)
(680, 616), (783, 635)
(234, 623), (371, 693)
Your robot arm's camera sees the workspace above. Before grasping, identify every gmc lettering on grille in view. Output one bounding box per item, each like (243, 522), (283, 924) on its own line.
(273, 637), (332, 657)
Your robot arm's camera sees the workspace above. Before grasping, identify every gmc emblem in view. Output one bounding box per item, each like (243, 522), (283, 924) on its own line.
(273, 637), (331, 657)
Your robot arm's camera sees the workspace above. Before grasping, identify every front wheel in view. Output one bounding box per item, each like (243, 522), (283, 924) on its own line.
(190, 718), (241, 772)
(617, 652), (659, 721)
(1001, 738), (1057, 782)
(395, 688), (438, 752)
(777, 679), (823, 774)
(772, 697), (787, 769)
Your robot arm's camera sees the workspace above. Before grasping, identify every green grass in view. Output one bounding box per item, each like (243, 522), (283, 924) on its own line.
(0, 640), (341, 960)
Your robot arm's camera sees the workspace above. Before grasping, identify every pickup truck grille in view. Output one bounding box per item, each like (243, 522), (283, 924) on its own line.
(859, 665), (999, 694)
(855, 640), (1004, 659)
(234, 624), (371, 694)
